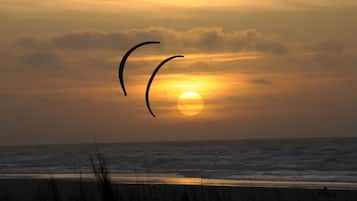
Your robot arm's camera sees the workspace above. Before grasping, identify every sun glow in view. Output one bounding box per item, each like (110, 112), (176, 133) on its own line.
(132, 74), (234, 118)
(177, 91), (204, 116)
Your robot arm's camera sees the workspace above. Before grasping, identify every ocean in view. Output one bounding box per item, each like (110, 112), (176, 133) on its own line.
(1, 137), (357, 188)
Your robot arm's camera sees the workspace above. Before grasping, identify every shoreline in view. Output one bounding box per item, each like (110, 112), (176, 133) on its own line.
(1, 173), (357, 190)
(1, 178), (357, 201)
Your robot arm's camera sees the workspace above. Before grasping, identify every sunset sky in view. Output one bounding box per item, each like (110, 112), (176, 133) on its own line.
(1, 0), (357, 145)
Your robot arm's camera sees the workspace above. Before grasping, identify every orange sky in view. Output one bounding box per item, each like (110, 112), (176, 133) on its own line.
(1, 0), (357, 145)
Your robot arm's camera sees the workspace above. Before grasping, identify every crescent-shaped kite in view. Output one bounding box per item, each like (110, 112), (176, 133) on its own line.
(145, 55), (184, 117)
(118, 41), (160, 96)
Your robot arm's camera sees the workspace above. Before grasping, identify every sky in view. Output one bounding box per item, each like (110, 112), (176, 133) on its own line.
(1, 0), (357, 145)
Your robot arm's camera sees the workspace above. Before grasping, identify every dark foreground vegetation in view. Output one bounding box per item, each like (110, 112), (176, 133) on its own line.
(1, 179), (357, 201)
(1, 154), (357, 201)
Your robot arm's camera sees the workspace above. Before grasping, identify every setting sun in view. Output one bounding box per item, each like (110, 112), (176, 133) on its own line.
(177, 92), (204, 116)
(1, 0), (357, 199)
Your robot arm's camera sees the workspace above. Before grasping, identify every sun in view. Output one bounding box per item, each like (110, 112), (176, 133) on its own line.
(177, 92), (204, 116)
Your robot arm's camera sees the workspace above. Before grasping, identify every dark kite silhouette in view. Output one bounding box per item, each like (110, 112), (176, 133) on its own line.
(145, 55), (184, 117)
(118, 41), (160, 96)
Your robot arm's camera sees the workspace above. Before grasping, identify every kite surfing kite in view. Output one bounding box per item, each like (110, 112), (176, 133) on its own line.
(118, 41), (160, 96)
(145, 55), (184, 118)
(117, 41), (185, 117)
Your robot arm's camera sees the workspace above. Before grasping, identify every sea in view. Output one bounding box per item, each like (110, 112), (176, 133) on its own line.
(1, 137), (357, 189)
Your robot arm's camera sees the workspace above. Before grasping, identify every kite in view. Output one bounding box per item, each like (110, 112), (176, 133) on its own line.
(118, 41), (160, 96)
(145, 55), (184, 117)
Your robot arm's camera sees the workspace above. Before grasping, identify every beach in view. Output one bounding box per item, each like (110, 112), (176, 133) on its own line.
(1, 178), (357, 201)
(2, 139), (357, 200)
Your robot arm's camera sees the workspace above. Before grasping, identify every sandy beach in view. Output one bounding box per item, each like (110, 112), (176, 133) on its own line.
(1, 178), (357, 201)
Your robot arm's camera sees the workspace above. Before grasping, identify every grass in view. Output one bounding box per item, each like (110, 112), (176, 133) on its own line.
(0, 151), (352, 201)
(90, 151), (118, 201)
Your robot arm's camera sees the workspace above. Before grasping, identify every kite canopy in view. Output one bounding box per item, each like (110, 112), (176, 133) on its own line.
(145, 55), (184, 118)
(118, 41), (160, 96)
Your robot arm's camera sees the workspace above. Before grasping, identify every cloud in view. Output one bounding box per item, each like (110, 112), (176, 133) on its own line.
(18, 51), (62, 68)
(14, 38), (51, 50)
(299, 39), (357, 71)
(310, 40), (345, 55)
(9, 38), (64, 72)
(3, 28), (287, 81)
(18, 28), (288, 55)
(52, 32), (126, 50)
(249, 78), (273, 85)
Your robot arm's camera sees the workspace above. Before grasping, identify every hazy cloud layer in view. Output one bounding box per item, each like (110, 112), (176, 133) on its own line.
(14, 28), (287, 55)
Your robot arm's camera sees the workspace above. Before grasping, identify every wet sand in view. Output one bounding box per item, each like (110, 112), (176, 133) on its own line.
(1, 178), (357, 201)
